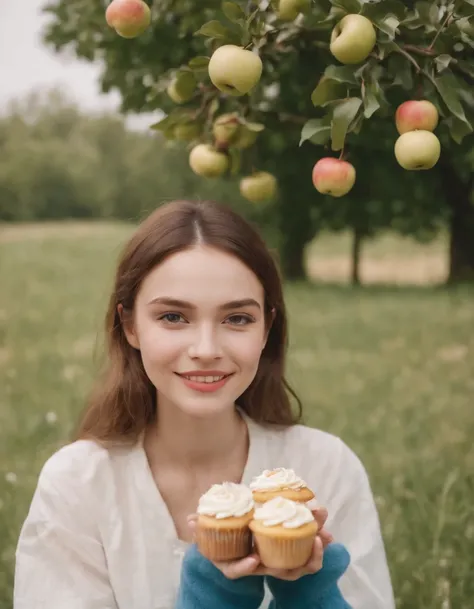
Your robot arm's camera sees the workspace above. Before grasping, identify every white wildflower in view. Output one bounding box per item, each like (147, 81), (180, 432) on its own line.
(46, 411), (58, 424)
(5, 472), (17, 484)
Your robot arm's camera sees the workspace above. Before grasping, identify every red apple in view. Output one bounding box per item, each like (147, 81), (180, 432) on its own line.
(105, 0), (151, 38)
(312, 158), (356, 197)
(395, 100), (439, 135)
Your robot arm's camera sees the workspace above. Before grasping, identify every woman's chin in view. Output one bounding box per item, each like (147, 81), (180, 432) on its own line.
(177, 397), (236, 418)
(167, 389), (239, 419)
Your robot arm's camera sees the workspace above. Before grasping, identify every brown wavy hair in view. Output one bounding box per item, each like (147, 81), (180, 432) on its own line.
(76, 200), (302, 445)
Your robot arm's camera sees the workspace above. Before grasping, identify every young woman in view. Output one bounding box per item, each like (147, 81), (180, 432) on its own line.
(14, 200), (395, 609)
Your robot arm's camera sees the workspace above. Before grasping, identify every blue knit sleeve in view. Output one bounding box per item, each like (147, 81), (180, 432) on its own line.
(175, 544), (265, 609)
(266, 543), (353, 609)
(175, 543), (352, 609)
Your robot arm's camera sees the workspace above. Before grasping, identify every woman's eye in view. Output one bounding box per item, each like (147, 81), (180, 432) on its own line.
(159, 312), (185, 324)
(227, 314), (254, 326)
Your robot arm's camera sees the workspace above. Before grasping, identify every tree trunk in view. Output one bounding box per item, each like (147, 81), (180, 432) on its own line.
(448, 193), (474, 283)
(280, 236), (307, 280)
(351, 228), (363, 286)
(275, 153), (316, 282)
(439, 158), (474, 283)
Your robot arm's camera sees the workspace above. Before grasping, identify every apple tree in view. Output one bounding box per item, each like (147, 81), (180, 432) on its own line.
(42, 0), (474, 281)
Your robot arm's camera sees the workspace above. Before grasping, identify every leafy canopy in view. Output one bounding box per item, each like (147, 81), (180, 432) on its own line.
(43, 0), (474, 186)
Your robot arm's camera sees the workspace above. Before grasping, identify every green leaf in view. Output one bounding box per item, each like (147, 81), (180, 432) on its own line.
(299, 118), (331, 146)
(331, 97), (362, 151)
(446, 115), (473, 144)
(311, 77), (346, 107)
(457, 4), (474, 19)
(229, 148), (241, 176)
(188, 56), (210, 70)
(455, 58), (474, 79)
(401, 12), (424, 30)
(374, 15), (400, 39)
(246, 7), (260, 26)
(350, 112), (365, 134)
(429, 2), (440, 23)
(194, 20), (230, 38)
(362, 0), (407, 21)
(435, 54), (452, 73)
(209, 97), (221, 119)
(150, 116), (173, 131)
(329, 0), (362, 13)
(362, 83), (380, 118)
(414, 1), (439, 28)
(149, 110), (190, 131)
(324, 64), (359, 85)
(387, 53), (413, 89)
(245, 122), (266, 132)
(434, 73), (471, 125)
(456, 17), (473, 34)
(376, 39), (397, 61)
(222, 1), (245, 22)
(460, 32), (474, 49)
(310, 131), (332, 145)
(175, 70), (197, 92)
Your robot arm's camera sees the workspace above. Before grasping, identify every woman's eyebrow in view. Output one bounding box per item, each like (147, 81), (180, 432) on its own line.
(147, 297), (261, 310)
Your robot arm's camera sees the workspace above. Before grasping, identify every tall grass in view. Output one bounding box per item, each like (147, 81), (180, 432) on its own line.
(1, 223), (473, 608)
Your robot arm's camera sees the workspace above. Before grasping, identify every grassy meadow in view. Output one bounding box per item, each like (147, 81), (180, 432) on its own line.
(1, 222), (473, 609)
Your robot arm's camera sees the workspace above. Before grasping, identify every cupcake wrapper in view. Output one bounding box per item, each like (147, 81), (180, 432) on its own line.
(253, 533), (315, 570)
(196, 526), (252, 562)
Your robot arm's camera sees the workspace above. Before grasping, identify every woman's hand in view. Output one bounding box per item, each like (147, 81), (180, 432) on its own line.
(187, 506), (333, 581)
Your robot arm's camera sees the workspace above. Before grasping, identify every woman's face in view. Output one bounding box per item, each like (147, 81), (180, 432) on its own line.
(123, 245), (269, 418)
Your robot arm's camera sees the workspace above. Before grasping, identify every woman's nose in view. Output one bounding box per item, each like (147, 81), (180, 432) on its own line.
(187, 325), (223, 360)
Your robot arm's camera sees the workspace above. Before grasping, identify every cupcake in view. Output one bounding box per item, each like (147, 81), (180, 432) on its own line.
(249, 497), (319, 569)
(195, 481), (255, 561)
(249, 468), (315, 504)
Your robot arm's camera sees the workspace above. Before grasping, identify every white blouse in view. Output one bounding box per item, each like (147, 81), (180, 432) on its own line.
(14, 413), (395, 609)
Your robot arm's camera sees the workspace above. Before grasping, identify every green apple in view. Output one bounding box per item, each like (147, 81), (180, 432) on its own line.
(395, 100), (439, 135)
(174, 122), (201, 141)
(213, 114), (241, 146)
(240, 172), (278, 203)
(167, 73), (196, 104)
(208, 45), (263, 96)
(394, 131), (441, 170)
(189, 144), (229, 178)
(330, 14), (376, 64)
(105, 0), (151, 38)
(278, 0), (311, 20)
(312, 157), (356, 197)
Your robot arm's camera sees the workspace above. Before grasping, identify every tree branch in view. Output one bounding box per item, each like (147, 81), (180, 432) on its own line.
(393, 44), (438, 89)
(428, 19), (450, 52)
(401, 44), (474, 84)
(428, 5), (456, 51)
(401, 44), (435, 57)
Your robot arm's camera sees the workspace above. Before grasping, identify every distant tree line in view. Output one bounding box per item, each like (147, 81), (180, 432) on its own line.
(0, 88), (472, 284)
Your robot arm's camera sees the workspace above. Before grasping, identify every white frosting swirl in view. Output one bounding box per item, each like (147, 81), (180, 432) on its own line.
(253, 497), (314, 529)
(249, 468), (307, 491)
(197, 482), (254, 519)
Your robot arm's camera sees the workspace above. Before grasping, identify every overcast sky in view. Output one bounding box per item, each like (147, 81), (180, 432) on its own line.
(0, 0), (151, 127)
